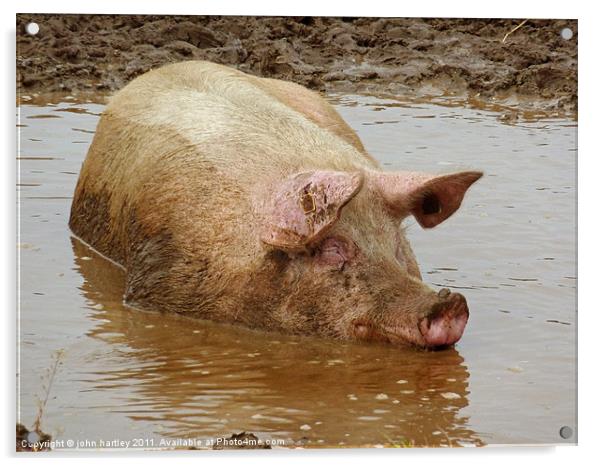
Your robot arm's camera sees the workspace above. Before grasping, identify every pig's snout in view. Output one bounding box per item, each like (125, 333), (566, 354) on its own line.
(353, 288), (470, 349)
(418, 290), (469, 348)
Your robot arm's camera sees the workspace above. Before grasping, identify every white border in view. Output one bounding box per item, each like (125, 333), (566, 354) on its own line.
(8, 0), (582, 18)
(4, 1), (599, 465)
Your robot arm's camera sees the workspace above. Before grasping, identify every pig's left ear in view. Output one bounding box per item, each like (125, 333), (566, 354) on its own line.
(371, 170), (483, 228)
(260, 170), (364, 251)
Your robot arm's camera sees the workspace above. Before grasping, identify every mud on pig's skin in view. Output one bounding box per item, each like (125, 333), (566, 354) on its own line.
(69, 61), (482, 349)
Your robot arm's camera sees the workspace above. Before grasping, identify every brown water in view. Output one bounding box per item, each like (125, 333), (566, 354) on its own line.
(17, 94), (577, 449)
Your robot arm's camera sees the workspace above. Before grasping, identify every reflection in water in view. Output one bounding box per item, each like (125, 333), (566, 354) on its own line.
(72, 238), (481, 447)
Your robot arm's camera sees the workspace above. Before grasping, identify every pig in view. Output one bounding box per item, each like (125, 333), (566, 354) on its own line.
(69, 61), (482, 349)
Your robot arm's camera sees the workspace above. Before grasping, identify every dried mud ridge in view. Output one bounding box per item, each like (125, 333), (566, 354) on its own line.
(17, 15), (576, 115)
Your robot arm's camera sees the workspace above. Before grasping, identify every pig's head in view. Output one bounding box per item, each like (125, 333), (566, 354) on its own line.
(256, 168), (482, 349)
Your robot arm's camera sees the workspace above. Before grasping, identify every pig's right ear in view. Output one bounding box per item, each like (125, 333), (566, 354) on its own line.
(259, 170), (364, 252)
(370, 170), (482, 228)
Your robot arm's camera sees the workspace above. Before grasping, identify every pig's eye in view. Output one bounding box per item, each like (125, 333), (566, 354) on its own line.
(315, 236), (357, 270)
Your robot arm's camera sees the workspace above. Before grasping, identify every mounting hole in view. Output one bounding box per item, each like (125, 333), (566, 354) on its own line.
(561, 28), (573, 40)
(26, 430), (40, 443)
(559, 425), (573, 439)
(25, 22), (40, 36)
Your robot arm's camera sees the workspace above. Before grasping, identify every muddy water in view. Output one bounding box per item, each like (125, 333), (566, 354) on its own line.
(17, 94), (576, 448)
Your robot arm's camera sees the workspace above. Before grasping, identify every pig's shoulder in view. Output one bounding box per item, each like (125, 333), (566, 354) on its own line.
(253, 77), (370, 156)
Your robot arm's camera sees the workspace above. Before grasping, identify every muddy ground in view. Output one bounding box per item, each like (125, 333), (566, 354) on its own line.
(17, 15), (576, 116)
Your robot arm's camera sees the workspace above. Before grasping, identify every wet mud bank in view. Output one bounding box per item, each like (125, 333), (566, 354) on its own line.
(17, 15), (576, 116)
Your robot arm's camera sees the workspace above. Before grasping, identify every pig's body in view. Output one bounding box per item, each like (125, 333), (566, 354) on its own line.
(70, 61), (481, 348)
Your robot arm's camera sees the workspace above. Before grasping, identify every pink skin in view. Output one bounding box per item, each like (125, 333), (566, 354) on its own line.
(370, 170), (483, 228)
(418, 292), (469, 347)
(315, 236), (358, 270)
(422, 310), (469, 347)
(260, 171), (363, 252)
(357, 295), (470, 349)
(258, 169), (481, 349)
(320, 236), (469, 348)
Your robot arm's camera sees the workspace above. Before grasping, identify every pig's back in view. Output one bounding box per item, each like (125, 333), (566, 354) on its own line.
(70, 61), (372, 266)
(106, 61), (372, 176)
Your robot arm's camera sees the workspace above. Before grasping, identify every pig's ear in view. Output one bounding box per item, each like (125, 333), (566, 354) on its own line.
(260, 170), (364, 251)
(372, 170), (482, 228)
